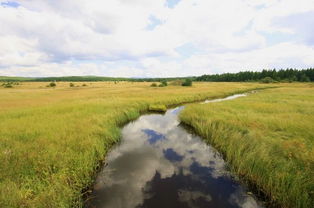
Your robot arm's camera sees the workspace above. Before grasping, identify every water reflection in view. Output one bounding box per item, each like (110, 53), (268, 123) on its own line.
(86, 104), (262, 208)
(203, 94), (247, 103)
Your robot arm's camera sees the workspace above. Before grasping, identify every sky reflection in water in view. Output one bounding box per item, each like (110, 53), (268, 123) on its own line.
(86, 104), (262, 208)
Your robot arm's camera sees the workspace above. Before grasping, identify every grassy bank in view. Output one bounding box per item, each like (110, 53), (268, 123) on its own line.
(0, 82), (270, 207)
(180, 83), (314, 208)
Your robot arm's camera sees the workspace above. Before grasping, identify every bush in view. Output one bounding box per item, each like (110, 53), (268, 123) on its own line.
(47, 82), (56, 87)
(82, 84), (87, 87)
(148, 104), (167, 112)
(155, 81), (168, 87)
(150, 83), (157, 87)
(182, 79), (192, 86)
(3, 83), (13, 88)
(280, 79), (293, 83)
(69, 83), (75, 87)
(169, 80), (184, 86)
(260, 77), (274, 83)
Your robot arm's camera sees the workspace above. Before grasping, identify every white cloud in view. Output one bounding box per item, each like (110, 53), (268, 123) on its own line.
(183, 42), (314, 74)
(0, 0), (313, 77)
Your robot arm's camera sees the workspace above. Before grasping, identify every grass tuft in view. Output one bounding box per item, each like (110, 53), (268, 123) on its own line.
(148, 104), (167, 112)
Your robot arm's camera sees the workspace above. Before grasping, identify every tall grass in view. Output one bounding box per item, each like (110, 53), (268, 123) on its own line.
(180, 83), (314, 208)
(0, 82), (270, 207)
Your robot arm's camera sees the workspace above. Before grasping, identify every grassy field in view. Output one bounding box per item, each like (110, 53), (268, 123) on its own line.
(0, 82), (270, 208)
(180, 83), (314, 208)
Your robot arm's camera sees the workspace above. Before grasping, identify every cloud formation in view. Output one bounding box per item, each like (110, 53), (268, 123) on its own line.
(0, 0), (314, 77)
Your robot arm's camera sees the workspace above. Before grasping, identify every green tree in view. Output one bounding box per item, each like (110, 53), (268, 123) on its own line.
(161, 80), (168, 86)
(182, 79), (192, 86)
(300, 74), (310, 82)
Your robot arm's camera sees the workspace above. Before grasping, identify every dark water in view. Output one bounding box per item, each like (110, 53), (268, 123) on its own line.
(85, 94), (263, 208)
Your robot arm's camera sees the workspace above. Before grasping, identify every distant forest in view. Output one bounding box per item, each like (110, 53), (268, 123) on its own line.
(0, 68), (313, 82)
(196, 68), (314, 82)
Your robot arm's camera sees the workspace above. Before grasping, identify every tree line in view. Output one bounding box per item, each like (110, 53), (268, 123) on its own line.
(196, 68), (314, 82)
(1, 68), (313, 82)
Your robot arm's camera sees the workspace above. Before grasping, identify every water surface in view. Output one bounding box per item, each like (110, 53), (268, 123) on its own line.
(203, 93), (247, 103)
(85, 94), (262, 208)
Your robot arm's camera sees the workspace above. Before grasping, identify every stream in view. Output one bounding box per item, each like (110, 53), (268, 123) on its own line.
(85, 93), (263, 208)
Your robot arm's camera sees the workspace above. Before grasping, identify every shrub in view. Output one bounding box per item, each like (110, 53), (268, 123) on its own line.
(148, 104), (167, 112)
(182, 79), (192, 86)
(156, 81), (168, 87)
(47, 82), (56, 87)
(150, 83), (157, 87)
(169, 80), (183, 86)
(260, 77), (274, 83)
(69, 83), (75, 87)
(82, 84), (87, 87)
(161, 80), (168, 86)
(3, 83), (13, 88)
(280, 79), (293, 83)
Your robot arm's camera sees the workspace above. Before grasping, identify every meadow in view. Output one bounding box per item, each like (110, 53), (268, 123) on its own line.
(180, 83), (314, 208)
(0, 82), (269, 208)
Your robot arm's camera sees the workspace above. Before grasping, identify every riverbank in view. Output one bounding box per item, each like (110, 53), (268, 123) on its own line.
(180, 83), (314, 208)
(85, 96), (263, 208)
(0, 82), (270, 207)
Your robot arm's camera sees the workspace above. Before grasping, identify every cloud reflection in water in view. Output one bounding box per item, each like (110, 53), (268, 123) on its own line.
(86, 107), (262, 208)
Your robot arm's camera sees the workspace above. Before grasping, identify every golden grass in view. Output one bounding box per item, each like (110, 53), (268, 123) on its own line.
(0, 81), (271, 207)
(180, 83), (314, 208)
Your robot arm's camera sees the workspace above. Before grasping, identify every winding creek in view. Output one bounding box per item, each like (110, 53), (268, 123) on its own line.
(85, 93), (263, 208)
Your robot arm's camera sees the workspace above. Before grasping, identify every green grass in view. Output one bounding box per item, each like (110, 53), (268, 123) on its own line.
(148, 104), (167, 112)
(0, 82), (270, 207)
(180, 83), (314, 208)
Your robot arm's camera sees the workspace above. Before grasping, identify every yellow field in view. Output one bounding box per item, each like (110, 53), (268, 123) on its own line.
(180, 83), (314, 208)
(0, 82), (270, 207)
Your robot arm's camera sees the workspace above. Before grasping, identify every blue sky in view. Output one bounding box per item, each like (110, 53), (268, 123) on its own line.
(0, 0), (314, 77)
(0, 1), (19, 8)
(166, 0), (181, 8)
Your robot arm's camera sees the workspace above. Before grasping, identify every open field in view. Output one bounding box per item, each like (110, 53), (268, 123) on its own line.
(0, 82), (272, 208)
(180, 83), (314, 208)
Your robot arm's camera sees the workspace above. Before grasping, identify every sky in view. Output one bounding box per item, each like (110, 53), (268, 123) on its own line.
(0, 0), (314, 77)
